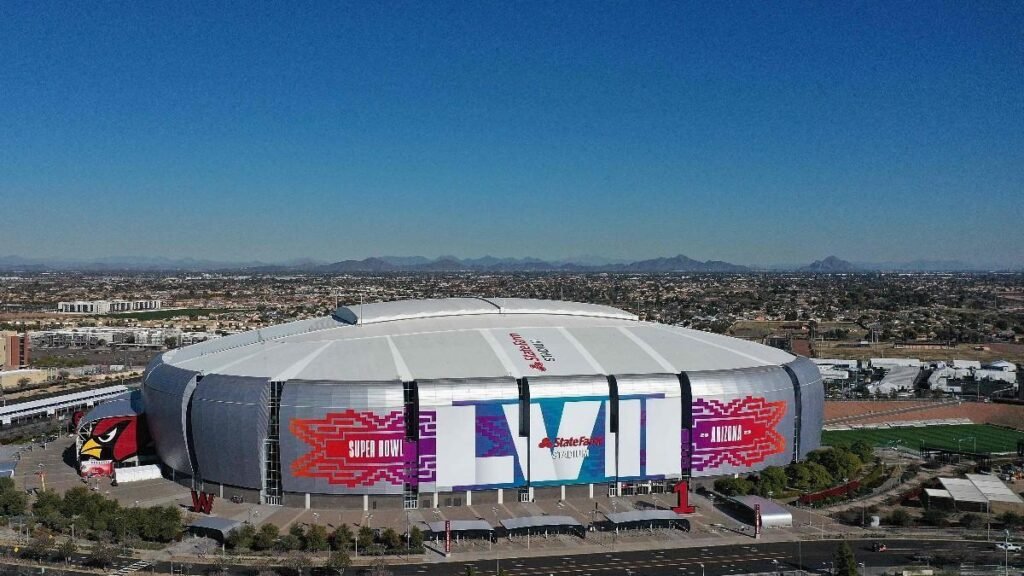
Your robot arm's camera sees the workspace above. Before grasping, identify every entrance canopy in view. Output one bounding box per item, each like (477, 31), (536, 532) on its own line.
(423, 520), (493, 534)
(500, 515), (583, 536)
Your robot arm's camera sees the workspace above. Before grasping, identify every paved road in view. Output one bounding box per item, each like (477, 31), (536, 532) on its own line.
(389, 538), (1018, 576)
(1, 538), (1019, 575)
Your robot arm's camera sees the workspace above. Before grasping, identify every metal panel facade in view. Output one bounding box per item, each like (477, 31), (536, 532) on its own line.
(688, 366), (795, 477)
(190, 374), (270, 489)
(141, 363), (198, 476)
(528, 375), (610, 486)
(786, 357), (824, 457)
(418, 377), (522, 492)
(279, 380), (410, 495)
(615, 374), (682, 480)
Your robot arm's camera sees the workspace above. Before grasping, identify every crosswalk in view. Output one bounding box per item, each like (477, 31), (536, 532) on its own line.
(109, 559), (150, 576)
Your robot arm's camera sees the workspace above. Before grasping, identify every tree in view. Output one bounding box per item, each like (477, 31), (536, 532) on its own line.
(807, 462), (835, 490)
(849, 440), (875, 463)
(17, 377), (30, 389)
(213, 554), (232, 576)
(886, 509), (912, 527)
(57, 537), (76, 564)
(380, 527), (401, 550)
(714, 477), (753, 496)
(833, 541), (859, 576)
(23, 534), (52, 561)
(921, 508), (950, 527)
(999, 511), (1024, 529)
(324, 550), (352, 576)
(87, 543), (116, 568)
(367, 558), (392, 576)
(305, 523), (329, 552)
(284, 552), (311, 576)
(408, 526), (424, 550)
(961, 512), (984, 529)
(786, 462), (813, 490)
(357, 525), (374, 551)
(227, 522), (257, 550)
(330, 524), (354, 551)
(252, 523), (279, 551)
(0, 477), (28, 516)
(757, 466), (787, 496)
(808, 447), (862, 481)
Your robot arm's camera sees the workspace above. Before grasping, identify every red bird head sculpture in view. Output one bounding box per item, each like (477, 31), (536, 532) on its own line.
(80, 416), (141, 462)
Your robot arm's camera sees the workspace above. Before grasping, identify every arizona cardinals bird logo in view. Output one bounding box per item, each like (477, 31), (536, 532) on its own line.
(79, 417), (141, 462)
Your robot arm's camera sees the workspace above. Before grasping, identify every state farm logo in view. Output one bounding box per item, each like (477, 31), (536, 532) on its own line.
(509, 332), (556, 372)
(537, 436), (604, 448)
(538, 435), (603, 460)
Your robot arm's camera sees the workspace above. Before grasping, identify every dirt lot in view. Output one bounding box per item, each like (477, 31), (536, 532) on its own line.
(825, 399), (1024, 429)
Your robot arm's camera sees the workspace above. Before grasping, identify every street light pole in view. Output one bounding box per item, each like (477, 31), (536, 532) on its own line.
(492, 506), (500, 576)
(1005, 529), (1010, 576)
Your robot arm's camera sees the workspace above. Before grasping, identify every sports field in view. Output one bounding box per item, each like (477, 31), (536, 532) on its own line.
(822, 424), (1024, 454)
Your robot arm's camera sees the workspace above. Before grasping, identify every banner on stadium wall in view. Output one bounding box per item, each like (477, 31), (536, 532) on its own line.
(80, 459), (114, 478)
(422, 396), (613, 490)
(419, 401), (526, 491)
(688, 396), (787, 472)
(528, 397), (608, 486)
(290, 409), (416, 488)
(285, 395), (789, 491)
(616, 395), (682, 480)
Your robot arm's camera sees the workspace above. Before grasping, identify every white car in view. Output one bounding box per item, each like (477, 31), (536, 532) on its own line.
(996, 543), (1022, 552)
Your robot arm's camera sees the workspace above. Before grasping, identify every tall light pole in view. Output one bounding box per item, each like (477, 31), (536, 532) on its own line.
(698, 562), (704, 576)
(1005, 529), (1011, 576)
(492, 506), (500, 576)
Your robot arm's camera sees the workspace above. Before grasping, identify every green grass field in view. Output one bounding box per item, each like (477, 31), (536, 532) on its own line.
(822, 424), (1024, 454)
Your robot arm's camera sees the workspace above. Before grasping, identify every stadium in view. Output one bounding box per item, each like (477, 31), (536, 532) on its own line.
(79, 298), (824, 511)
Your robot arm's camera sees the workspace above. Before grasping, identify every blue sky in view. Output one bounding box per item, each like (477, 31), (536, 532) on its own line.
(1, 2), (1021, 265)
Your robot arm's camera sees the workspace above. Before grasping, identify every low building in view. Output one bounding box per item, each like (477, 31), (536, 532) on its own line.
(57, 300), (161, 314)
(0, 332), (30, 369)
(869, 358), (922, 369)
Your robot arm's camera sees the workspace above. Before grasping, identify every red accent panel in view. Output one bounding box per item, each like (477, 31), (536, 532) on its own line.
(191, 490), (215, 514)
(290, 409), (411, 487)
(672, 480), (695, 514)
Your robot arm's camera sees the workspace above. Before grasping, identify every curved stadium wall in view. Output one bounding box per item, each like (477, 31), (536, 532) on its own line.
(140, 298), (823, 509)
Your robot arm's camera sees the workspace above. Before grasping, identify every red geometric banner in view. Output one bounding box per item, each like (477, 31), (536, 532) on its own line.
(290, 409), (411, 487)
(690, 396), (787, 471)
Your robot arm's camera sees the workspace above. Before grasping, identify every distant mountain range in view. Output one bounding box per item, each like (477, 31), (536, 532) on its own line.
(0, 254), (1016, 273)
(798, 256), (861, 272)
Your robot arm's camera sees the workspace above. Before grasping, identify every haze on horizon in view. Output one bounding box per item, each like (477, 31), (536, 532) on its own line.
(1, 3), (1021, 267)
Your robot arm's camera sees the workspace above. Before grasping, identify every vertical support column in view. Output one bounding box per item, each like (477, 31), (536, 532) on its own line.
(263, 381), (284, 505)
(782, 366), (802, 461)
(518, 377), (531, 494)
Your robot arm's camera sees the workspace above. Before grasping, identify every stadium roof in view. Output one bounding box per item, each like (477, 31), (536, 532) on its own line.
(161, 298), (796, 381)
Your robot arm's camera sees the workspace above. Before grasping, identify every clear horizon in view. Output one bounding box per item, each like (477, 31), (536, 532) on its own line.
(2, 3), (1022, 266)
